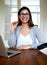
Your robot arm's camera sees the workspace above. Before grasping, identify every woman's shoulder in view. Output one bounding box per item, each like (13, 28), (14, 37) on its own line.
(15, 26), (20, 30)
(30, 25), (39, 30)
(30, 25), (40, 33)
(15, 26), (21, 32)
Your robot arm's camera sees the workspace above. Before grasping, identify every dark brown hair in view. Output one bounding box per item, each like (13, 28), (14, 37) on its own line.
(18, 6), (34, 27)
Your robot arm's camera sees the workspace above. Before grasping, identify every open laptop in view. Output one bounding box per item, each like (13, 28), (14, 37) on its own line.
(0, 36), (21, 58)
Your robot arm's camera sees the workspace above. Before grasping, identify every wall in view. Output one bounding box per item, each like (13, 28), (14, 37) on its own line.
(0, 0), (5, 40)
(40, 0), (47, 41)
(0, 0), (9, 47)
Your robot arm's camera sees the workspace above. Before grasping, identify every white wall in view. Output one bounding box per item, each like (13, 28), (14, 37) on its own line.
(0, 0), (9, 47)
(40, 0), (47, 41)
(0, 0), (5, 40)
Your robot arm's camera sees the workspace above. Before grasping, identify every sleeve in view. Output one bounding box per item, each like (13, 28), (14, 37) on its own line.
(8, 29), (17, 48)
(34, 26), (46, 45)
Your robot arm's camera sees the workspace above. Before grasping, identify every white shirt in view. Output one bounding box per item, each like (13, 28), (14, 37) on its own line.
(16, 33), (32, 47)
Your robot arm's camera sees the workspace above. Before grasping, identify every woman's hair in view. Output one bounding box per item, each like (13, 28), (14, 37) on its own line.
(18, 6), (34, 27)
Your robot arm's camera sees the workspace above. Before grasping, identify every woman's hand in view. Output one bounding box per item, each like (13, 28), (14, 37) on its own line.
(17, 45), (31, 49)
(10, 21), (18, 32)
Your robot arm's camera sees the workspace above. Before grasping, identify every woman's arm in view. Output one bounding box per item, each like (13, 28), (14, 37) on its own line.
(17, 45), (31, 49)
(33, 26), (47, 49)
(8, 31), (16, 48)
(8, 22), (18, 48)
(34, 26), (46, 44)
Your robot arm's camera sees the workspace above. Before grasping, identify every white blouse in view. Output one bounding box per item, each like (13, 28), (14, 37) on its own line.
(16, 33), (33, 47)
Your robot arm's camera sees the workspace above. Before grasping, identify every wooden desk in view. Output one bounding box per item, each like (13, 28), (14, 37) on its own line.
(0, 49), (47, 65)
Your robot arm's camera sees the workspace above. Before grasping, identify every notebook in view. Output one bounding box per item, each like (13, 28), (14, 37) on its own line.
(0, 36), (21, 58)
(39, 48), (47, 55)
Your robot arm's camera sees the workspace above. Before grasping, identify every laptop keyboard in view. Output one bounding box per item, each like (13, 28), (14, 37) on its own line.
(7, 52), (13, 55)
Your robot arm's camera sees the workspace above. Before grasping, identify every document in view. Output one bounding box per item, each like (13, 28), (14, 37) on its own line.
(39, 48), (47, 55)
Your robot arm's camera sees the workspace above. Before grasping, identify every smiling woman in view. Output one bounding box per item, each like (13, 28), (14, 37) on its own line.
(8, 6), (47, 49)
(4, 0), (40, 41)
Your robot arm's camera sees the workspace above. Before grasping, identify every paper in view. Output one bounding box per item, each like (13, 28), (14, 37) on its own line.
(39, 48), (47, 55)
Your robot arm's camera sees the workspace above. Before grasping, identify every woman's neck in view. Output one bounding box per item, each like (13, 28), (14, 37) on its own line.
(21, 23), (29, 29)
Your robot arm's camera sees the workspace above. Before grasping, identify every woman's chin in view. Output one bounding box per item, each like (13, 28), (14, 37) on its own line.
(22, 21), (28, 24)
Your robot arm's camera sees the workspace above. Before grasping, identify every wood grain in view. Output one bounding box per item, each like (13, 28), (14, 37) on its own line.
(0, 49), (47, 65)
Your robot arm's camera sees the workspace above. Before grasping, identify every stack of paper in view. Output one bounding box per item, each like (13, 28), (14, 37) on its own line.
(39, 48), (47, 55)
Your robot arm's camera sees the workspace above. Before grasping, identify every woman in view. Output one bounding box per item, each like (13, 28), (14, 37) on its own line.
(8, 6), (47, 49)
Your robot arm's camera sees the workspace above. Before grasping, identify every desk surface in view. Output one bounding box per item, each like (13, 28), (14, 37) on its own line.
(0, 49), (47, 65)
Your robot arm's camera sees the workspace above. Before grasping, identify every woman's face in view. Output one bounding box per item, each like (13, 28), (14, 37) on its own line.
(19, 9), (30, 24)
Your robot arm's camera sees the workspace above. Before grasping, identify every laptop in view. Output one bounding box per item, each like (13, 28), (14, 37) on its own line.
(0, 36), (21, 58)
